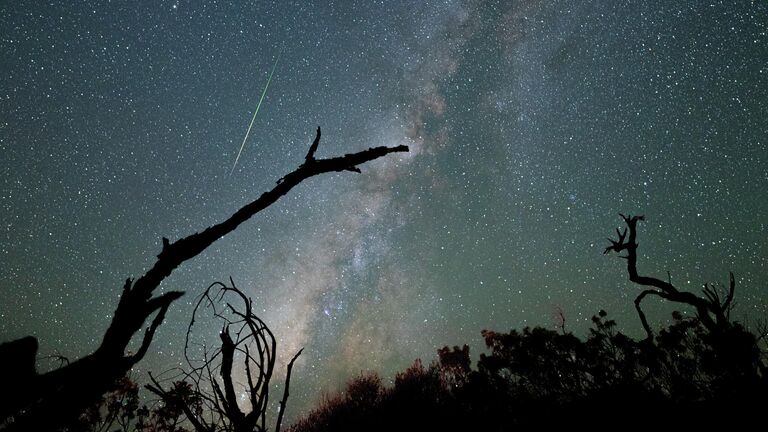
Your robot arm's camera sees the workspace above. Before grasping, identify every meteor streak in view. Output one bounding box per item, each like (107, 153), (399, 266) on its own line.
(230, 49), (282, 176)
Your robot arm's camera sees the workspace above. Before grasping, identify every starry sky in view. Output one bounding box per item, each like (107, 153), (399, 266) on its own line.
(1, 0), (767, 422)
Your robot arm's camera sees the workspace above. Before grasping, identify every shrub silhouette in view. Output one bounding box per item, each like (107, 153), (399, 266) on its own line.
(286, 210), (768, 431)
(288, 310), (767, 431)
(63, 375), (200, 432)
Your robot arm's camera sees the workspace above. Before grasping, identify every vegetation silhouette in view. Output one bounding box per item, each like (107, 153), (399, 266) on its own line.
(288, 311), (766, 431)
(62, 374), (201, 432)
(0, 127), (408, 431)
(286, 214), (767, 431)
(604, 214), (737, 339)
(3, 131), (766, 432)
(146, 279), (301, 432)
(64, 299), (767, 431)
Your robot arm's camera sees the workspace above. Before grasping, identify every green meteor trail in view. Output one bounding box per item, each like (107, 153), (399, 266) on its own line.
(230, 50), (282, 176)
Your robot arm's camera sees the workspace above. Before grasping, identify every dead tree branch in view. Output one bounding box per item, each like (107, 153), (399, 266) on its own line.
(604, 214), (736, 340)
(1, 127), (407, 431)
(275, 348), (303, 432)
(147, 280), (302, 432)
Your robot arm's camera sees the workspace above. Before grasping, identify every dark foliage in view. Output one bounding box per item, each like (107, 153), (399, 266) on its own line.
(65, 375), (140, 432)
(288, 311), (767, 432)
(287, 213), (766, 431)
(59, 375), (198, 432)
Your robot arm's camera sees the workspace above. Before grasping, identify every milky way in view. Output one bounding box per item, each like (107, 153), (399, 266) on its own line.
(1, 0), (767, 422)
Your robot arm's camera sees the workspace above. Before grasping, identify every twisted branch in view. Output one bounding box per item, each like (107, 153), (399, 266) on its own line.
(148, 279), (303, 432)
(605, 214), (736, 339)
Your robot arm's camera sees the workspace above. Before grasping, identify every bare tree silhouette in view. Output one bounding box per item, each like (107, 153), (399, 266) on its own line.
(0, 127), (407, 431)
(604, 214), (736, 339)
(147, 279), (301, 432)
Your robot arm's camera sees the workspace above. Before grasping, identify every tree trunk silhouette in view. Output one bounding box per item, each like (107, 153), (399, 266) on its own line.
(604, 214), (735, 340)
(0, 127), (407, 431)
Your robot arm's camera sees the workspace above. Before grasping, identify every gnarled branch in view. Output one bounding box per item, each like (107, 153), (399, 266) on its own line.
(605, 214), (736, 339)
(148, 279), (302, 432)
(276, 348), (303, 432)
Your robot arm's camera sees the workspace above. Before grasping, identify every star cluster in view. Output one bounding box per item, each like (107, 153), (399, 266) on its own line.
(1, 0), (766, 421)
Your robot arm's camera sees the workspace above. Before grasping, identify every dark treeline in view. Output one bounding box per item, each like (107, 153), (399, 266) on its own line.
(288, 310), (767, 431)
(2, 156), (766, 432)
(286, 215), (768, 431)
(46, 305), (768, 432)
(285, 214), (768, 431)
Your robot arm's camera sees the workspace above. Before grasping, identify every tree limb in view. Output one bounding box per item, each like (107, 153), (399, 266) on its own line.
(304, 126), (321, 163)
(634, 289), (665, 341)
(129, 291), (184, 364)
(3, 128), (408, 431)
(275, 348), (303, 432)
(605, 214), (736, 337)
(219, 326), (244, 424)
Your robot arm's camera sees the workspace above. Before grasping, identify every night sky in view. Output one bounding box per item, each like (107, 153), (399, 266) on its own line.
(2, 0), (767, 421)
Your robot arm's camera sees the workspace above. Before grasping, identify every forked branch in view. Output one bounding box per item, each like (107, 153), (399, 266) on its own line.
(147, 280), (302, 432)
(605, 214), (736, 339)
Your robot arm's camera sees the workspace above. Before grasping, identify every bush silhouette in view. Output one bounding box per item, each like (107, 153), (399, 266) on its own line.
(288, 310), (767, 431)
